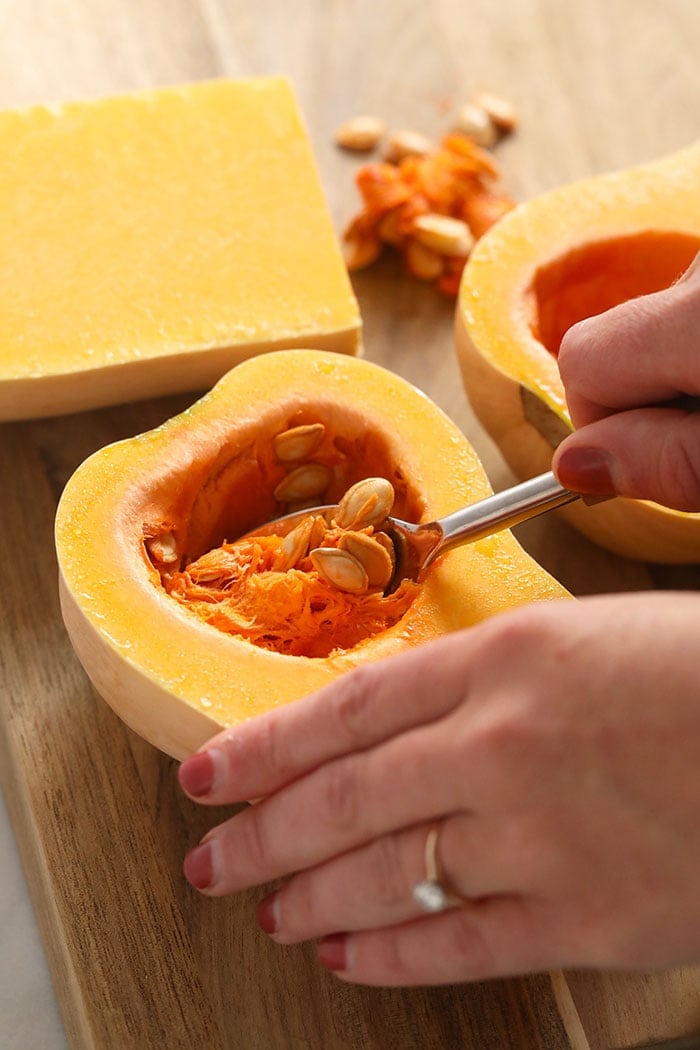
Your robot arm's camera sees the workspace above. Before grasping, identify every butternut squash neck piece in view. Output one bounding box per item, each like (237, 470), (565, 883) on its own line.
(455, 141), (700, 563)
(0, 78), (360, 420)
(55, 349), (569, 761)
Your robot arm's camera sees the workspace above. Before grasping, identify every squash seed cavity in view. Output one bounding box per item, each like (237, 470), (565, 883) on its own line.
(160, 476), (419, 659)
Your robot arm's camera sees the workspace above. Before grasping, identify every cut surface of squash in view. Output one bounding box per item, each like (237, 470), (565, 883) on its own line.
(55, 349), (569, 760)
(0, 78), (360, 420)
(455, 142), (700, 563)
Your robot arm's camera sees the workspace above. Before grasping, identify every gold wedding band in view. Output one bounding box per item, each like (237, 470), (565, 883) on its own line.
(412, 823), (466, 914)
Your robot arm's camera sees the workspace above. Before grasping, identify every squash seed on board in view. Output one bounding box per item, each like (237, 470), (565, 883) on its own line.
(310, 547), (369, 595)
(472, 92), (518, 133)
(334, 477), (395, 531)
(404, 239), (444, 281)
(452, 101), (497, 148)
(273, 422), (326, 463)
(335, 115), (386, 152)
(339, 531), (394, 590)
(412, 214), (474, 257)
(383, 129), (433, 164)
(273, 462), (332, 503)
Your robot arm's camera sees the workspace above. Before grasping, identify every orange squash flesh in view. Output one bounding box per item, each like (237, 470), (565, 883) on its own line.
(162, 515), (419, 658)
(0, 78), (360, 420)
(455, 142), (700, 563)
(55, 349), (569, 760)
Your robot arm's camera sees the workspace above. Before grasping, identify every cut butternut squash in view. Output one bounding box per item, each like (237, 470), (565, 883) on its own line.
(455, 142), (700, 563)
(0, 78), (360, 420)
(55, 349), (569, 760)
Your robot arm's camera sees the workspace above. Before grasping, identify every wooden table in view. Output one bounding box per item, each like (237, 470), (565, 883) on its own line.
(1, 2), (699, 1047)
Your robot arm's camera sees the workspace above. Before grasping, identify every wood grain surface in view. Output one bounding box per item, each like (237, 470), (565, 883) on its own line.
(1, 2), (699, 1048)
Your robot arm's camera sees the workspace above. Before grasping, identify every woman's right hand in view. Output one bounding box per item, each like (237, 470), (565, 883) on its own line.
(553, 252), (700, 511)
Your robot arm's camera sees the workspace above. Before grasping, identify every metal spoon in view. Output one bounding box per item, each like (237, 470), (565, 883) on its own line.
(248, 471), (585, 593)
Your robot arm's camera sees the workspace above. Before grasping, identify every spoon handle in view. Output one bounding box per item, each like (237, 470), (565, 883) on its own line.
(430, 471), (580, 563)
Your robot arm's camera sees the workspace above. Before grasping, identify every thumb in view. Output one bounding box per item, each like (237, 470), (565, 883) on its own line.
(553, 403), (700, 511)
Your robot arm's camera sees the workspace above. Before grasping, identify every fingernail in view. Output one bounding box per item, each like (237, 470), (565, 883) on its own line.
(256, 892), (280, 935)
(184, 841), (215, 890)
(555, 446), (615, 494)
(318, 933), (350, 972)
(179, 750), (216, 798)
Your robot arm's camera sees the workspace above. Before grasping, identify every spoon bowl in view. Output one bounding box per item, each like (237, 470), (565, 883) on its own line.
(245, 471), (582, 593)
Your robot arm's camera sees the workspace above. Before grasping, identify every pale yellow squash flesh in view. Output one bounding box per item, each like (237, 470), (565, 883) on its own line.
(455, 141), (700, 563)
(55, 350), (569, 760)
(0, 78), (360, 420)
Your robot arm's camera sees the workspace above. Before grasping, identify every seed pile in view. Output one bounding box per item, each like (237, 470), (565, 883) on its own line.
(336, 93), (517, 297)
(159, 440), (418, 657)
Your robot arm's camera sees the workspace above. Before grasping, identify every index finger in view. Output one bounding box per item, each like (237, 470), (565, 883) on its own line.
(178, 629), (472, 804)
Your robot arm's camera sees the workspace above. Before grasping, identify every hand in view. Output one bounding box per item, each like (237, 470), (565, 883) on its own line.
(178, 591), (700, 986)
(553, 252), (700, 510)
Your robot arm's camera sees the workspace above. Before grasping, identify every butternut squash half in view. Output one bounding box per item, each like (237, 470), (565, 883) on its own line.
(55, 349), (568, 760)
(455, 142), (700, 563)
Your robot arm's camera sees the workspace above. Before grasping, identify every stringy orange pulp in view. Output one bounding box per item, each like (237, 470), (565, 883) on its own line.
(344, 132), (515, 296)
(165, 529), (418, 659)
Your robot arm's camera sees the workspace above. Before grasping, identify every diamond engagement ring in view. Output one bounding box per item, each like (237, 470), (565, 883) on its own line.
(412, 824), (465, 914)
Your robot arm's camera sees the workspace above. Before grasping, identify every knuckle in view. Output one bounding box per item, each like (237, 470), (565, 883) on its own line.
(253, 714), (281, 774)
(477, 604), (558, 678)
(239, 809), (272, 873)
(467, 714), (529, 784)
(445, 909), (496, 976)
(500, 813), (552, 879)
(556, 323), (579, 376)
(366, 835), (409, 909)
(376, 932), (407, 983)
(275, 873), (318, 942)
(661, 424), (700, 511)
(462, 608), (571, 774)
(317, 755), (364, 834)
(332, 666), (377, 745)
(557, 317), (594, 383)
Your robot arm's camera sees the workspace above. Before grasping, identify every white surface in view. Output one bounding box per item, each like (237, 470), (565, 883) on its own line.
(0, 789), (66, 1050)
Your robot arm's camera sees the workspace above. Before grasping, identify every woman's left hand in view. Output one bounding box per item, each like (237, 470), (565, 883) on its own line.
(178, 590), (700, 987)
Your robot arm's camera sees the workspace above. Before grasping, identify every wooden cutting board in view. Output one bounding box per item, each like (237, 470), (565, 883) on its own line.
(2, 1), (700, 1047)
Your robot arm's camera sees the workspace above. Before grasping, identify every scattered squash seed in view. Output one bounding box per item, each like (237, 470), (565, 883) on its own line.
(273, 462), (332, 503)
(273, 422), (326, 463)
(404, 239), (444, 281)
(472, 92), (518, 133)
(339, 531), (394, 590)
(146, 531), (178, 564)
(383, 129), (433, 164)
(452, 101), (497, 148)
(274, 516), (315, 571)
(335, 115), (386, 152)
(334, 476), (395, 531)
(412, 214), (475, 257)
(307, 513), (329, 553)
(343, 226), (383, 270)
(310, 547), (369, 594)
